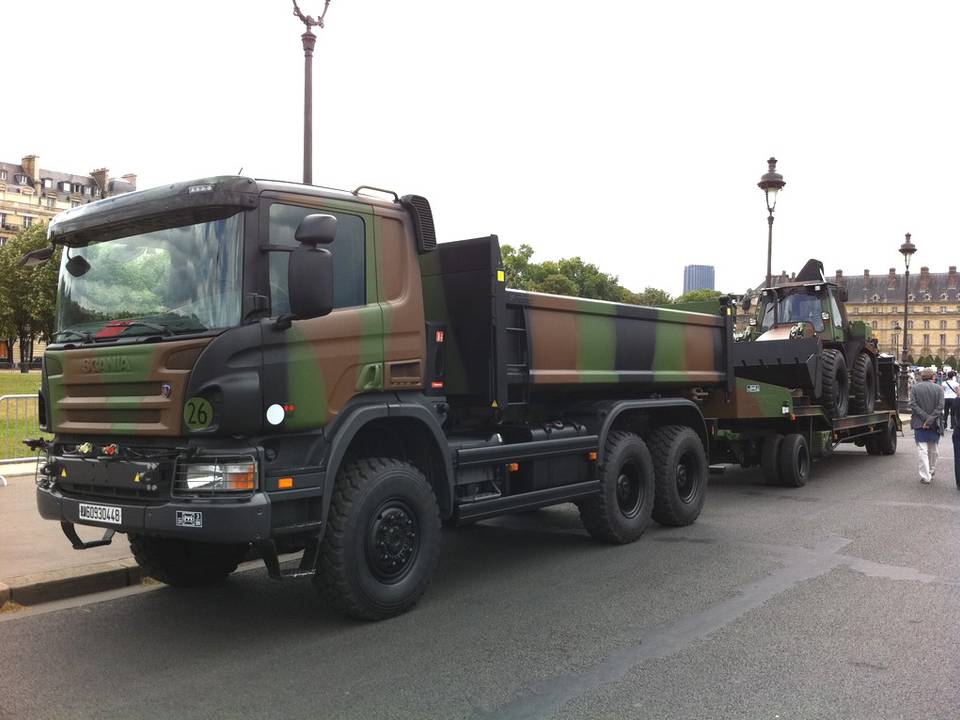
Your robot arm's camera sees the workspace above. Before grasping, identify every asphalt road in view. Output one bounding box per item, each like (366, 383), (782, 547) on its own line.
(2, 435), (959, 720)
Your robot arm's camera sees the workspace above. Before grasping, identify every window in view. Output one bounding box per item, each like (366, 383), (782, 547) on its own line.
(267, 203), (366, 314)
(908, 294), (915, 301)
(43, 178), (53, 189)
(923, 320), (930, 329)
(892, 307), (898, 313)
(82, 186), (91, 196)
(71, 200), (81, 208)
(941, 320), (948, 330)
(941, 306), (948, 313)
(46, 197), (55, 209)
(924, 306), (931, 313)
(23, 216), (33, 228)
(59, 181), (71, 193)
(16, 174), (27, 185)
(0, 170), (6, 181)
(871, 321), (878, 330)
(940, 334), (947, 346)
(892, 334), (899, 348)
(907, 334), (913, 346)
(908, 320), (914, 329)
(923, 334), (930, 346)
(854, 307), (859, 314)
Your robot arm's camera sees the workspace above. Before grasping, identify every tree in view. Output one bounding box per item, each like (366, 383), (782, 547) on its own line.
(633, 287), (674, 306)
(674, 289), (723, 304)
(934, 355), (943, 368)
(945, 355), (957, 369)
(500, 244), (536, 290)
(500, 244), (640, 302)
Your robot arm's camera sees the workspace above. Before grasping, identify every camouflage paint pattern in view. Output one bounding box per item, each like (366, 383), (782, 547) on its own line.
(45, 337), (211, 436)
(521, 292), (727, 388)
(700, 377), (794, 420)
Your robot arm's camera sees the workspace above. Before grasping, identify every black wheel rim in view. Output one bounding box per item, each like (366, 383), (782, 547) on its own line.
(676, 451), (700, 503)
(615, 461), (644, 518)
(366, 499), (420, 583)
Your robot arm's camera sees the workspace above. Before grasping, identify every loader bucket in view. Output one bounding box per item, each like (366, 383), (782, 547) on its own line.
(732, 337), (822, 393)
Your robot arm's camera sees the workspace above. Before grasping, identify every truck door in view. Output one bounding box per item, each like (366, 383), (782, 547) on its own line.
(259, 194), (383, 432)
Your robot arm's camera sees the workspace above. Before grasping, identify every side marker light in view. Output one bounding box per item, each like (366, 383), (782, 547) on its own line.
(278, 476), (294, 490)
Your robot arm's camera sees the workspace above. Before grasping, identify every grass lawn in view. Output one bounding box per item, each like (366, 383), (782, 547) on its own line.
(0, 370), (44, 460)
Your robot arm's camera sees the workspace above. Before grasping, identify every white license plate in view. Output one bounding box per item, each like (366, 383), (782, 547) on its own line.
(78, 503), (122, 525)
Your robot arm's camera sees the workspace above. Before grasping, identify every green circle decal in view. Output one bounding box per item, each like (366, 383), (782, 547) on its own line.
(184, 397), (214, 431)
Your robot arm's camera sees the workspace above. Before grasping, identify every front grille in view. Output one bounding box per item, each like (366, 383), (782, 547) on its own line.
(59, 481), (170, 506)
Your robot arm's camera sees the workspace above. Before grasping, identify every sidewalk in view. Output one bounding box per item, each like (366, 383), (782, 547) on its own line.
(0, 470), (139, 608)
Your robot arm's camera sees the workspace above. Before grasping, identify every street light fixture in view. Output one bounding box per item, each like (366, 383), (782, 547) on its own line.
(292, 0), (332, 185)
(898, 232), (917, 412)
(758, 157), (786, 288)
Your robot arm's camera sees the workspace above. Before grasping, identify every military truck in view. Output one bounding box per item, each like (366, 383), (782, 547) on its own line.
(23, 177), (893, 619)
(733, 259), (897, 420)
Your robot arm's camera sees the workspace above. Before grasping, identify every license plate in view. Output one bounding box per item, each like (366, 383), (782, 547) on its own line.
(78, 503), (122, 525)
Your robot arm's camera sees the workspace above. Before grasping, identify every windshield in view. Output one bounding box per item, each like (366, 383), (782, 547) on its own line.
(55, 213), (243, 341)
(759, 289), (824, 332)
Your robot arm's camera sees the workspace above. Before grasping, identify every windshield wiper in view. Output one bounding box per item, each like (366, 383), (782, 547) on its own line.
(54, 328), (94, 343)
(118, 320), (174, 337)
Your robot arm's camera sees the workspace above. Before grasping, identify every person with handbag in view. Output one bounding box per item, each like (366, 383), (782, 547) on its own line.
(942, 370), (959, 430)
(911, 367), (945, 484)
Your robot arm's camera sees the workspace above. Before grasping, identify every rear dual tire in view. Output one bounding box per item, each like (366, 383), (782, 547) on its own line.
(865, 419), (898, 456)
(761, 433), (811, 487)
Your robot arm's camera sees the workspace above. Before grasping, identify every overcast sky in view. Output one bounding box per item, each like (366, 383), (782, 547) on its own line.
(4, 1), (958, 295)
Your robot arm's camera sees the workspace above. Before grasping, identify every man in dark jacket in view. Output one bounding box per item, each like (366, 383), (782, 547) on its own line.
(910, 368), (944, 484)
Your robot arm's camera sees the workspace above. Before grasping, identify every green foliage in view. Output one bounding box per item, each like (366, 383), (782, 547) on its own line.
(0, 223), (62, 353)
(675, 288), (723, 304)
(633, 287), (674, 306)
(918, 354), (934, 367)
(501, 243), (636, 302)
(934, 355), (943, 368)
(945, 355), (957, 368)
(907, 354), (915, 364)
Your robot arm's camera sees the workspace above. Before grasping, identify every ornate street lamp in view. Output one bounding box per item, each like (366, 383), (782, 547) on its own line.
(758, 157), (786, 288)
(898, 232), (917, 412)
(292, 0), (332, 185)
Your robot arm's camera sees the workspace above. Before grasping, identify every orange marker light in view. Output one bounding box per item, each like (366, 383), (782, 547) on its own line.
(278, 476), (294, 490)
(588, 451), (598, 461)
(508, 463), (520, 472)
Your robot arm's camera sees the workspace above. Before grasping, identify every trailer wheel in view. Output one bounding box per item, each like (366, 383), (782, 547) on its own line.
(850, 352), (876, 414)
(819, 348), (850, 419)
(761, 435), (782, 485)
(578, 431), (655, 544)
(128, 535), (248, 587)
(315, 458), (441, 621)
(648, 425), (708, 527)
(777, 433), (811, 487)
(867, 418), (898, 456)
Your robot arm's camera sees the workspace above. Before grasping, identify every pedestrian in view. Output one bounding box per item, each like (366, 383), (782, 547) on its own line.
(910, 367), (944, 484)
(954, 427), (960, 490)
(943, 370), (959, 430)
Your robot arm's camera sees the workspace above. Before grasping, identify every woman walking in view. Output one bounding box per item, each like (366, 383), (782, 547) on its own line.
(910, 367), (944, 484)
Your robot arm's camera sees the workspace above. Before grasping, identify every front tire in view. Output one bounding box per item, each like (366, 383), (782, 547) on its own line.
(315, 458), (441, 621)
(129, 535), (248, 587)
(648, 425), (708, 526)
(850, 352), (876, 414)
(820, 349), (850, 419)
(578, 431), (655, 544)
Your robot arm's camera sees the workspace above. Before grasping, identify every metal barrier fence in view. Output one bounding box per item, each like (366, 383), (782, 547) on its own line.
(0, 394), (43, 485)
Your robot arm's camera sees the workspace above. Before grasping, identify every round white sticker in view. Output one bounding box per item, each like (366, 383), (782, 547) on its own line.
(265, 404), (285, 426)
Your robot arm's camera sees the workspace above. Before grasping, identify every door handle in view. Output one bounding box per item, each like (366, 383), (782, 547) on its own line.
(357, 363), (384, 391)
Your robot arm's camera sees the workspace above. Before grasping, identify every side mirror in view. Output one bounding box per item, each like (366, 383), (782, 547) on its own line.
(295, 213), (337, 245)
(18, 246), (54, 267)
(287, 244), (333, 321)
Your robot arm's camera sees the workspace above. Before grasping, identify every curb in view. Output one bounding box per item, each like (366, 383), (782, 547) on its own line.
(1, 558), (143, 607)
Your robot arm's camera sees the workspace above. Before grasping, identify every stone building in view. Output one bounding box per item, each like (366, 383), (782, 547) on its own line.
(828, 267), (960, 363)
(0, 153), (135, 246)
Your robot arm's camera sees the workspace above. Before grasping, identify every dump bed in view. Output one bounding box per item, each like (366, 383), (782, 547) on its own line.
(420, 235), (734, 416)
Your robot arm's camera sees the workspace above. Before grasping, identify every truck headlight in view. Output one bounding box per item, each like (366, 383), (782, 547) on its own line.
(174, 457), (257, 496)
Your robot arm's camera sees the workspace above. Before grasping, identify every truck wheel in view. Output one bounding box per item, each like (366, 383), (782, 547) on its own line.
(871, 418), (898, 455)
(850, 352), (876, 414)
(577, 431), (655, 544)
(315, 458), (441, 621)
(761, 435), (782, 485)
(777, 433), (810, 487)
(128, 535), (248, 587)
(819, 348), (849, 419)
(648, 425), (708, 527)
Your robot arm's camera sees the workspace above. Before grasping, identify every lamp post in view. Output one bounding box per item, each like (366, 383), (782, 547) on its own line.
(758, 157), (786, 288)
(292, 0), (332, 185)
(898, 232), (917, 412)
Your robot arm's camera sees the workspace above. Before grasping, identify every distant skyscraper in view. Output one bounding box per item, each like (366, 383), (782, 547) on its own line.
(683, 264), (715, 294)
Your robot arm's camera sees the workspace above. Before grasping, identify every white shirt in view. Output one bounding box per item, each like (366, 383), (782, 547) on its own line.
(943, 378), (959, 399)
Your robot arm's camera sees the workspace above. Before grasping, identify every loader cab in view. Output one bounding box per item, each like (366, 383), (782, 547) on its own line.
(754, 282), (847, 341)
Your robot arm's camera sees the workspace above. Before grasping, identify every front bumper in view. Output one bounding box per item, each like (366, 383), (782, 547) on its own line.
(37, 483), (272, 544)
